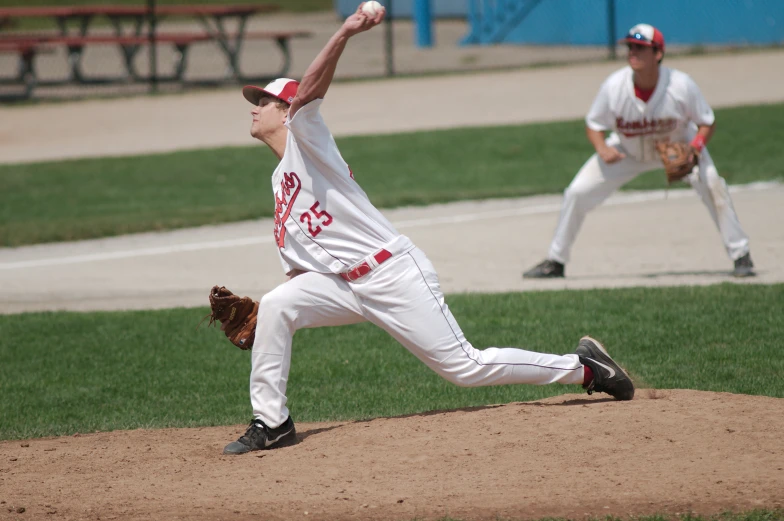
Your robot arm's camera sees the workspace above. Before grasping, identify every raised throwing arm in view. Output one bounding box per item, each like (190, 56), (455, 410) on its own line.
(289, 3), (385, 117)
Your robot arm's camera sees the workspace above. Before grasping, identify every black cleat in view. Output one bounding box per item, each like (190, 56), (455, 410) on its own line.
(223, 416), (298, 455)
(732, 253), (755, 278)
(576, 336), (634, 401)
(523, 259), (565, 279)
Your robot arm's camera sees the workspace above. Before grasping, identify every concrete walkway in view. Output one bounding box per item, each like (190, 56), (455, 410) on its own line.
(1, 182), (780, 314)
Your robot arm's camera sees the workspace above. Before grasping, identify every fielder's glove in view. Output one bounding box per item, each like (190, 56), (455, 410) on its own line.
(202, 285), (259, 350)
(655, 141), (699, 183)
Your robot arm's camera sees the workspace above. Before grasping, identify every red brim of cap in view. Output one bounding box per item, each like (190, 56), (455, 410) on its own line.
(242, 85), (287, 106)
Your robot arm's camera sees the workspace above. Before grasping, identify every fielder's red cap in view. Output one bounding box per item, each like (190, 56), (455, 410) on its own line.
(243, 78), (299, 106)
(620, 23), (665, 52)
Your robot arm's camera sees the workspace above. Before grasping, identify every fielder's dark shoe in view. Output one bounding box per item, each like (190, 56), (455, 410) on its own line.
(223, 416), (297, 455)
(732, 253), (755, 278)
(523, 259), (565, 279)
(576, 336), (634, 401)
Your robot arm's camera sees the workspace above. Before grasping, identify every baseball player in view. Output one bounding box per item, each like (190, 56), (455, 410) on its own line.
(523, 23), (755, 279)
(222, 3), (635, 456)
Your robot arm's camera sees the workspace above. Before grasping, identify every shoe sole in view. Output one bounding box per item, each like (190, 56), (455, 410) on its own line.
(522, 272), (564, 279)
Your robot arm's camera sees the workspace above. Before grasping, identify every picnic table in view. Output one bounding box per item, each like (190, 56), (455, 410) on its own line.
(0, 4), (312, 97)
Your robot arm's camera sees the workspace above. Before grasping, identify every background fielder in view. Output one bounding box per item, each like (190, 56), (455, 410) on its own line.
(524, 24), (755, 280)
(221, 3), (635, 455)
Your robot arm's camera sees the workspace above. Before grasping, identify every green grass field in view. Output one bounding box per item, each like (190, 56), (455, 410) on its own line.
(451, 513), (784, 521)
(2, 102), (782, 247)
(1, 283), (782, 441)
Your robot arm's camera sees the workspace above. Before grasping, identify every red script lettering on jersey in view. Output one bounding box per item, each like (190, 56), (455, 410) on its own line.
(616, 117), (677, 137)
(273, 172), (302, 248)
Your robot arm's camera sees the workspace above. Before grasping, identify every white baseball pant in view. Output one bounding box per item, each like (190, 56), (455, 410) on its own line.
(547, 145), (750, 264)
(250, 236), (585, 428)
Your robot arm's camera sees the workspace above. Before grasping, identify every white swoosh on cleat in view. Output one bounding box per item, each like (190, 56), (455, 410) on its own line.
(588, 359), (616, 378)
(265, 429), (293, 448)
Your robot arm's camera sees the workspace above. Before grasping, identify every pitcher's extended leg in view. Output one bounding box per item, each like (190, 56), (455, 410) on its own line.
(357, 249), (585, 387)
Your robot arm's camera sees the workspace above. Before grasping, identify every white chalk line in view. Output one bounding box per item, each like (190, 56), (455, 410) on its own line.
(0, 181), (778, 271)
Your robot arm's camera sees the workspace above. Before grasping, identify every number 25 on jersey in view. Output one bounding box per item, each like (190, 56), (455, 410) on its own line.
(300, 201), (333, 237)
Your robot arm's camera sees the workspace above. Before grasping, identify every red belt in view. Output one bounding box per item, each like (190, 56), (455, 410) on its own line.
(340, 249), (392, 282)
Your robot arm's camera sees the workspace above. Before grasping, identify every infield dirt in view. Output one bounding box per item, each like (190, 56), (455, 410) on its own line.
(2, 389), (783, 520)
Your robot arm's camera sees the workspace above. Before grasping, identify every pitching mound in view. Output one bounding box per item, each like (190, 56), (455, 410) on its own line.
(2, 389), (783, 520)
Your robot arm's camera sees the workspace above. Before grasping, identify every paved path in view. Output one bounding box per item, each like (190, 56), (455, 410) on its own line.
(1, 49), (784, 165)
(1, 182), (780, 314)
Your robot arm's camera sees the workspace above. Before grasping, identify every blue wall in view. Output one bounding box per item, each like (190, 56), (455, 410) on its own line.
(334, 0), (466, 19)
(474, 0), (784, 46)
(335, 0), (784, 46)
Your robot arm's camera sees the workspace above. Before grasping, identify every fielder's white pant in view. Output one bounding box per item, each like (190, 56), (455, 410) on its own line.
(547, 146), (750, 264)
(251, 236), (585, 428)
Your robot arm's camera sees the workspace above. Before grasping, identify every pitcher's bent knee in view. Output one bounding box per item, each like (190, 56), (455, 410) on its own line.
(258, 288), (298, 327)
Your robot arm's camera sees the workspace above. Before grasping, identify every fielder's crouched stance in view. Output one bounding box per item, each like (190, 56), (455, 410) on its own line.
(207, 3), (634, 456)
(524, 24), (755, 280)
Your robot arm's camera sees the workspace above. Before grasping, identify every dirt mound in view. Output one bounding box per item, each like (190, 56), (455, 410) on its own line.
(2, 389), (783, 521)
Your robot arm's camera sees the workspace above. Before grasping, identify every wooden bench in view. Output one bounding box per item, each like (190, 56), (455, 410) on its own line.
(0, 29), (312, 91)
(0, 40), (56, 98)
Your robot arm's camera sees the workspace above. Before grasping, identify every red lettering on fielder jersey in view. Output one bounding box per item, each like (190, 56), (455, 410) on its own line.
(615, 116), (677, 137)
(273, 172), (302, 248)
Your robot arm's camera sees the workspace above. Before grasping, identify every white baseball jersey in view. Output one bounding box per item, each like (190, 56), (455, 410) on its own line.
(271, 99), (402, 275)
(585, 65), (715, 162)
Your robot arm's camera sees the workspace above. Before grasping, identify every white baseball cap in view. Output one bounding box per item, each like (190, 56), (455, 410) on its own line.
(243, 78), (299, 106)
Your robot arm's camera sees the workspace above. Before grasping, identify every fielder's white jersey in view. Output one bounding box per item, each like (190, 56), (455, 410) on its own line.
(270, 99), (401, 275)
(585, 65), (715, 162)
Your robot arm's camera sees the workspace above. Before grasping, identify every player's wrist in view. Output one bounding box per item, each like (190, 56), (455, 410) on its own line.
(336, 24), (357, 39)
(690, 134), (707, 152)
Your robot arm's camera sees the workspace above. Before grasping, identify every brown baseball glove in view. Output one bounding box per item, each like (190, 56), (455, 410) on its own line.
(201, 285), (259, 350)
(655, 141), (699, 183)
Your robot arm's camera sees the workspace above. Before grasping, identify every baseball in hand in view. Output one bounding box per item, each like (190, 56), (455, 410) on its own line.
(361, 1), (384, 16)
